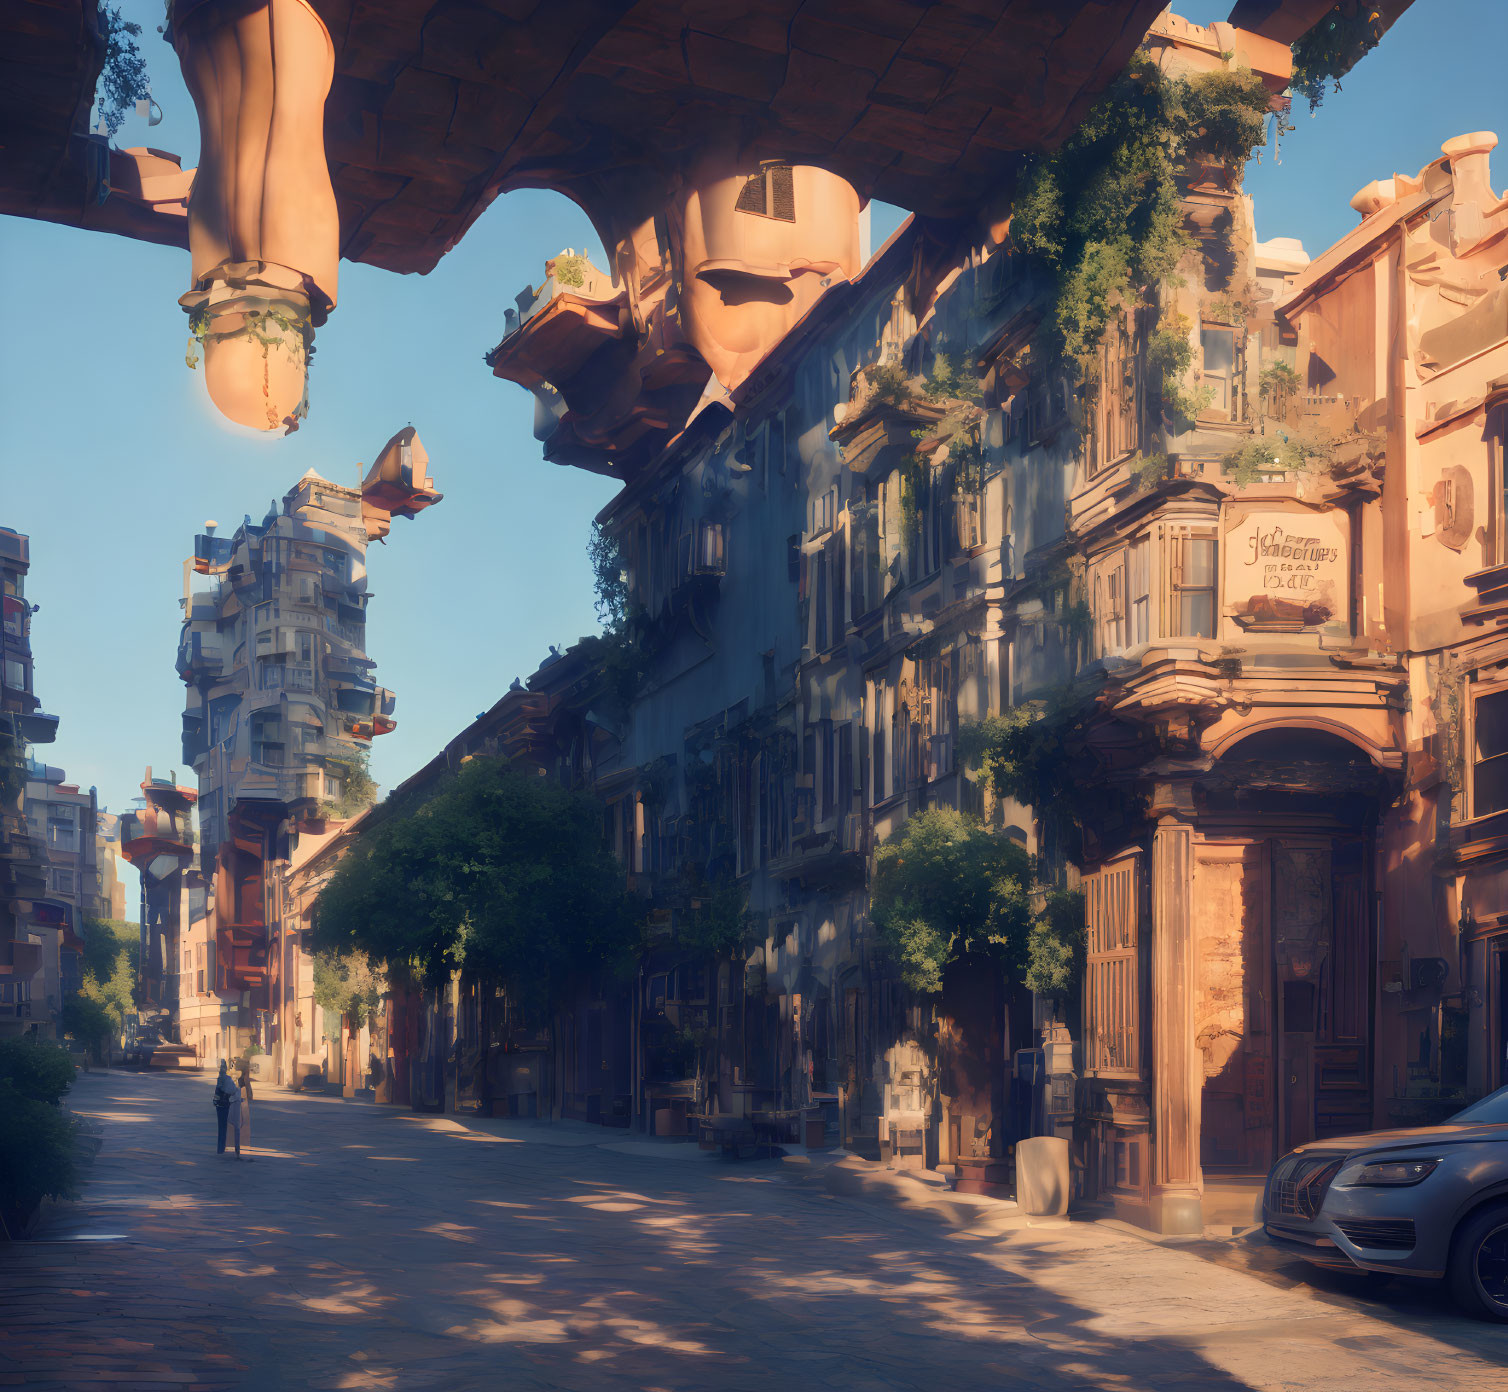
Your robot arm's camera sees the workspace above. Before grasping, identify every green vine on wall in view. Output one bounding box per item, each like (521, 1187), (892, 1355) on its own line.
(890, 355), (986, 533)
(1011, 52), (1271, 413)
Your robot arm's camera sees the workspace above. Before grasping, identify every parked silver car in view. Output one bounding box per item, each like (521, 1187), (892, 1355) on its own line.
(1263, 1085), (1508, 1320)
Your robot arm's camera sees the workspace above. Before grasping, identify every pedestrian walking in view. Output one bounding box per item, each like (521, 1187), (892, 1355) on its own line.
(213, 1061), (239, 1155)
(237, 1065), (254, 1161)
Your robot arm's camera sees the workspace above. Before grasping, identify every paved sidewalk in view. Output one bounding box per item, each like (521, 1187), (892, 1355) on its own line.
(2, 1069), (1504, 1391)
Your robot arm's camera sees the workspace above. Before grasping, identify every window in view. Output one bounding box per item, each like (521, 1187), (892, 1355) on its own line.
(4, 658), (27, 691)
(1085, 855), (1140, 1074)
(849, 489), (882, 620)
(52, 868), (75, 894)
(734, 162), (795, 221)
(1094, 315), (1138, 470)
(1473, 685), (1508, 818)
(953, 460), (984, 553)
(1200, 326), (1238, 420)
(1490, 410), (1508, 565)
(47, 813), (77, 851)
(1128, 538), (1150, 645)
(1094, 559), (1126, 656)
(1168, 532), (1217, 638)
(694, 520), (725, 576)
(814, 546), (829, 652)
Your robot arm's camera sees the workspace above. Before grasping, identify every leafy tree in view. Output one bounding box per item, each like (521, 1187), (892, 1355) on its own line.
(313, 758), (641, 1012)
(581, 522), (649, 713)
(677, 868), (750, 959)
(60, 993), (118, 1057)
(0, 1038), (79, 1235)
(63, 918), (140, 1057)
(1025, 888), (1088, 997)
(870, 809), (1040, 995)
(321, 745), (378, 820)
(95, 5), (151, 139)
(312, 949), (384, 1029)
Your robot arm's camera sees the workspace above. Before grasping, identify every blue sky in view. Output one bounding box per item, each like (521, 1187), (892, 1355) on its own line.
(1, 0), (1504, 844)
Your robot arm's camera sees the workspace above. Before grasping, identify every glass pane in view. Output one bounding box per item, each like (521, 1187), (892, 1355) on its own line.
(1201, 328), (1234, 375)
(1476, 690), (1508, 761)
(1477, 752), (1508, 817)
(1180, 591), (1215, 638)
(1183, 538), (1215, 586)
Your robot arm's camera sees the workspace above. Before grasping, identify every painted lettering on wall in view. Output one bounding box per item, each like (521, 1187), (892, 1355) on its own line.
(1226, 510), (1348, 631)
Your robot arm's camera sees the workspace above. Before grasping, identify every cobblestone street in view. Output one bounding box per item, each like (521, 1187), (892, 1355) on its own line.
(0, 1070), (1503, 1390)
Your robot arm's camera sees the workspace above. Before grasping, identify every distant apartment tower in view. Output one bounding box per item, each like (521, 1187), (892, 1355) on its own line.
(1, 526), (61, 1037)
(118, 768), (202, 1038)
(176, 430), (439, 1058)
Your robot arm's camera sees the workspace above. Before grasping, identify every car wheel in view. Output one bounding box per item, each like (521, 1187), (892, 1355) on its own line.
(1448, 1201), (1508, 1322)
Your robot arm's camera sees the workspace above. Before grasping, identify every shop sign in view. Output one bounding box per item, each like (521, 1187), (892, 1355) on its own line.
(1224, 507), (1348, 631)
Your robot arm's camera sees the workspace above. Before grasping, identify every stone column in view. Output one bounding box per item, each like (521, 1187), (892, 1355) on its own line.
(1150, 815), (1202, 1233)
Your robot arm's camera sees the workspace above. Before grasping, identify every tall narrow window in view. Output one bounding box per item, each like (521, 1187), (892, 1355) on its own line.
(820, 720), (837, 823)
(734, 163), (796, 222)
(814, 547), (829, 652)
(1201, 326), (1236, 419)
(1128, 538), (1150, 644)
(1491, 409), (1508, 565)
(1085, 855), (1140, 1074)
(1473, 685), (1508, 818)
(1169, 532), (1217, 638)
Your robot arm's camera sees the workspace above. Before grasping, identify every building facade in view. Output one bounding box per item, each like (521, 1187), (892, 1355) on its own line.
(1, 526), (62, 1038)
(345, 15), (1501, 1234)
(174, 430), (440, 1069)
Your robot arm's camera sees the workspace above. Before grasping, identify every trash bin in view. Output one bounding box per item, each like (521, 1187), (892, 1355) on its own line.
(1016, 1135), (1070, 1218)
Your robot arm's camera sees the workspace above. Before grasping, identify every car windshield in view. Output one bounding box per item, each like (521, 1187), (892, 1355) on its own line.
(1450, 1085), (1508, 1124)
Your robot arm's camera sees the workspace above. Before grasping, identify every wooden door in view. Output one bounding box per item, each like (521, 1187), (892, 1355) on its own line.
(1194, 842), (1271, 1171)
(1272, 841), (1333, 1151)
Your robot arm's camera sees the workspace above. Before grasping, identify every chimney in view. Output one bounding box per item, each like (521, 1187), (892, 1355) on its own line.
(1442, 131), (1499, 256)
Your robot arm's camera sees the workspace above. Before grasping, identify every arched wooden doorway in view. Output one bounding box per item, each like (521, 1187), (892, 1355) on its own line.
(1194, 728), (1393, 1174)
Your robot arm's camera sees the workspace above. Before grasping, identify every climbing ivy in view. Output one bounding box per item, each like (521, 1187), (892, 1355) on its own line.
(1012, 52), (1271, 378)
(184, 301), (314, 429)
(1024, 888), (1087, 997)
(891, 356), (986, 533)
(580, 520), (650, 715)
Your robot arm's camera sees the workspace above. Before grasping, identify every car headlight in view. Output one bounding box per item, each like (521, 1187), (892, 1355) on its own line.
(1335, 1157), (1441, 1187)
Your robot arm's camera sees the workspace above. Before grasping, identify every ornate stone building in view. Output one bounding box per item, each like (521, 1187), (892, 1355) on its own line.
(1, 526), (62, 1038)
(174, 432), (439, 1065)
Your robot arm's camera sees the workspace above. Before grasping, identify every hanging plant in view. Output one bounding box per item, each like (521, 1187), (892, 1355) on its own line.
(1290, 5), (1387, 112)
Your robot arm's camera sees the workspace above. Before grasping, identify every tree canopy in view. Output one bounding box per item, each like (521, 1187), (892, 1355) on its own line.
(312, 758), (641, 1011)
(870, 809), (1040, 995)
(870, 809), (1087, 1000)
(62, 918), (140, 1055)
(311, 948), (384, 1028)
